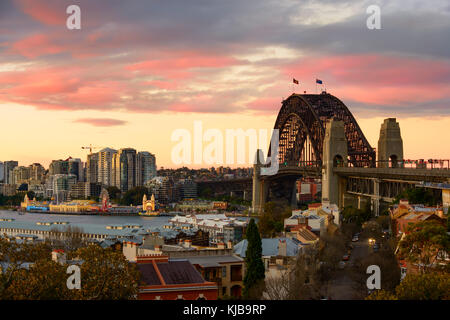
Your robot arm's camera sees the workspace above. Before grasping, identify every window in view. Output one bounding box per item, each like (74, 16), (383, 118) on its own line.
(222, 287), (227, 296)
(222, 266), (227, 278)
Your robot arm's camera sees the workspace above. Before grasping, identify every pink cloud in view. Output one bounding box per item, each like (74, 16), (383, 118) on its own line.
(10, 33), (65, 58)
(74, 118), (127, 127)
(14, 0), (66, 26)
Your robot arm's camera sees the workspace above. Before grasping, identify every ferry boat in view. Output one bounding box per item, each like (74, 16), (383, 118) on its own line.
(138, 210), (160, 217)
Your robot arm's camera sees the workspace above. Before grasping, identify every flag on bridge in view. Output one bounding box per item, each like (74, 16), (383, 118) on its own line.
(293, 78), (299, 85)
(316, 79), (323, 84)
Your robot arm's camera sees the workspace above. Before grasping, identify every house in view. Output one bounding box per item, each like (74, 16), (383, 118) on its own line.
(168, 249), (244, 299)
(136, 255), (218, 300)
(233, 237), (301, 274)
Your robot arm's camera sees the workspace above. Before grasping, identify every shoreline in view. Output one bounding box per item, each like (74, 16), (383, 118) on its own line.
(2, 209), (176, 217)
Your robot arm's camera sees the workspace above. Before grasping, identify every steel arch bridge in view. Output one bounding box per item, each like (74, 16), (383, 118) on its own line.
(269, 92), (376, 168)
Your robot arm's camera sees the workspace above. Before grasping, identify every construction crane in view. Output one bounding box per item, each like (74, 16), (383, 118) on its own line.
(81, 144), (102, 154)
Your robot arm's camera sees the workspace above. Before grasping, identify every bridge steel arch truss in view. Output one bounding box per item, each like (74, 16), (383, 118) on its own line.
(271, 93), (376, 168)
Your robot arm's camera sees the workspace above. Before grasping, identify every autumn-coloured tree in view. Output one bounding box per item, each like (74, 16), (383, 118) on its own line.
(367, 273), (450, 300)
(69, 245), (140, 300)
(398, 220), (449, 273)
(0, 236), (53, 298)
(2, 259), (71, 300)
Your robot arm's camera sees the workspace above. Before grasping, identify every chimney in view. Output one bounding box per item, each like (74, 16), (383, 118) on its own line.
(52, 249), (66, 265)
(278, 239), (287, 257)
(227, 240), (233, 249)
(217, 242), (226, 249)
(298, 216), (308, 229)
(184, 239), (192, 248)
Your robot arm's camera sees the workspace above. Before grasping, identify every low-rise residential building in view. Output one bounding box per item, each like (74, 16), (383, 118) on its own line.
(233, 237), (302, 274)
(169, 214), (247, 245)
(136, 255), (218, 300)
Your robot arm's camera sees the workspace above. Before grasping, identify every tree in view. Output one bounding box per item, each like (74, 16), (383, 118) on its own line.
(2, 259), (71, 300)
(106, 186), (121, 202)
(341, 203), (372, 226)
(263, 245), (321, 300)
(0, 237), (53, 298)
(69, 245), (140, 300)
(398, 220), (449, 273)
(243, 219), (265, 299)
(120, 186), (149, 206)
(393, 187), (440, 206)
(48, 225), (88, 252)
(367, 273), (450, 300)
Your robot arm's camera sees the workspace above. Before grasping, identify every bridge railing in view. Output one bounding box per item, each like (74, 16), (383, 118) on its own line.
(279, 160), (322, 168)
(345, 159), (450, 170)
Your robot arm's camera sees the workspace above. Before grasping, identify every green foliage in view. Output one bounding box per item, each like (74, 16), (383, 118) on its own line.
(0, 192), (26, 207)
(119, 186), (149, 206)
(243, 219), (265, 299)
(367, 273), (450, 300)
(341, 203), (372, 226)
(393, 187), (440, 206)
(257, 202), (291, 237)
(0, 238), (140, 300)
(106, 186), (121, 202)
(398, 220), (449, 273)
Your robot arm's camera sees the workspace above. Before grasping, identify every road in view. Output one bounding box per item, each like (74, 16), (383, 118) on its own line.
(325, 239), (370, 300)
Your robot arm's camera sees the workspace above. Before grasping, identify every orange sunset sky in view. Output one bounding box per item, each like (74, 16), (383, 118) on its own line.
(1, 0), (450, 169)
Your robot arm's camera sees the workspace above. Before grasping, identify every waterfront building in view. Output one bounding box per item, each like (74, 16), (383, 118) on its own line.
(86, 153), (99, 183)
(12, 166), (30, 185)
(49, 159), (69, 175)
(46, 174), (77, 202)
(3, 161), (18, 184)
(98, 148), (117, 186)
(49, 200), (97, 213)
(180, 179), (198, 200)
(28, 163), (45, 184)
(0, 162), (3, 182)
(112, 148), (137, 192)
(137, 151), (156, 186)
(146, 176), (171, 205)
(68, 158), (83, 182)
(0, 184), (17, 196)
(169, 214), (247, 245)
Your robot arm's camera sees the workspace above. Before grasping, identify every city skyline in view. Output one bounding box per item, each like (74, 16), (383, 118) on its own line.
(1, 0), (450, 167)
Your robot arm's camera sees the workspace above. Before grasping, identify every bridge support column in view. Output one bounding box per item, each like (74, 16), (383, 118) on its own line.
(378, 118), (403, 168)
(321, 119), (348, 207)
(372, 179), (380, 217)
(252, 149), (264, 214)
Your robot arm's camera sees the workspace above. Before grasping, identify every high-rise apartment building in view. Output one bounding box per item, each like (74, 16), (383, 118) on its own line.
(68, 158), (83, 182)
(12, 166), (30, 185)
(137, 151), (156, 186)
(29, 163), (45, 183)
(3, 161), (18, 184)
(49, 160), (69, 175)
(86, 153), (99, 183)
(98, 148), (117, 186)
(0, 162), (4, 182)
(112, 148), (137, 192)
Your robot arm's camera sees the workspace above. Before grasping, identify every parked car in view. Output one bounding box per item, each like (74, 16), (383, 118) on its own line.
(373, 243), (380, 252)
(352, 236), (359, 242)
(342, 254), (350, 261)
(339, 261), (346, 269)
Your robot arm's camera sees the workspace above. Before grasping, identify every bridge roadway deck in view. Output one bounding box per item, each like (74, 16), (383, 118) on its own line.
(333, 167), (450, 183)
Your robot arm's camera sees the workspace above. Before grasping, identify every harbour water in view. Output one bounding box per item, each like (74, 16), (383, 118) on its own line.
(0, 210), (171, 233)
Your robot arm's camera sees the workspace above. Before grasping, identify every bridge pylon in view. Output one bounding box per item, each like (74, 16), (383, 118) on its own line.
(321, 119), (348, 210)
(378, 118), (403, 168)
(252, 149), (266, 214)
